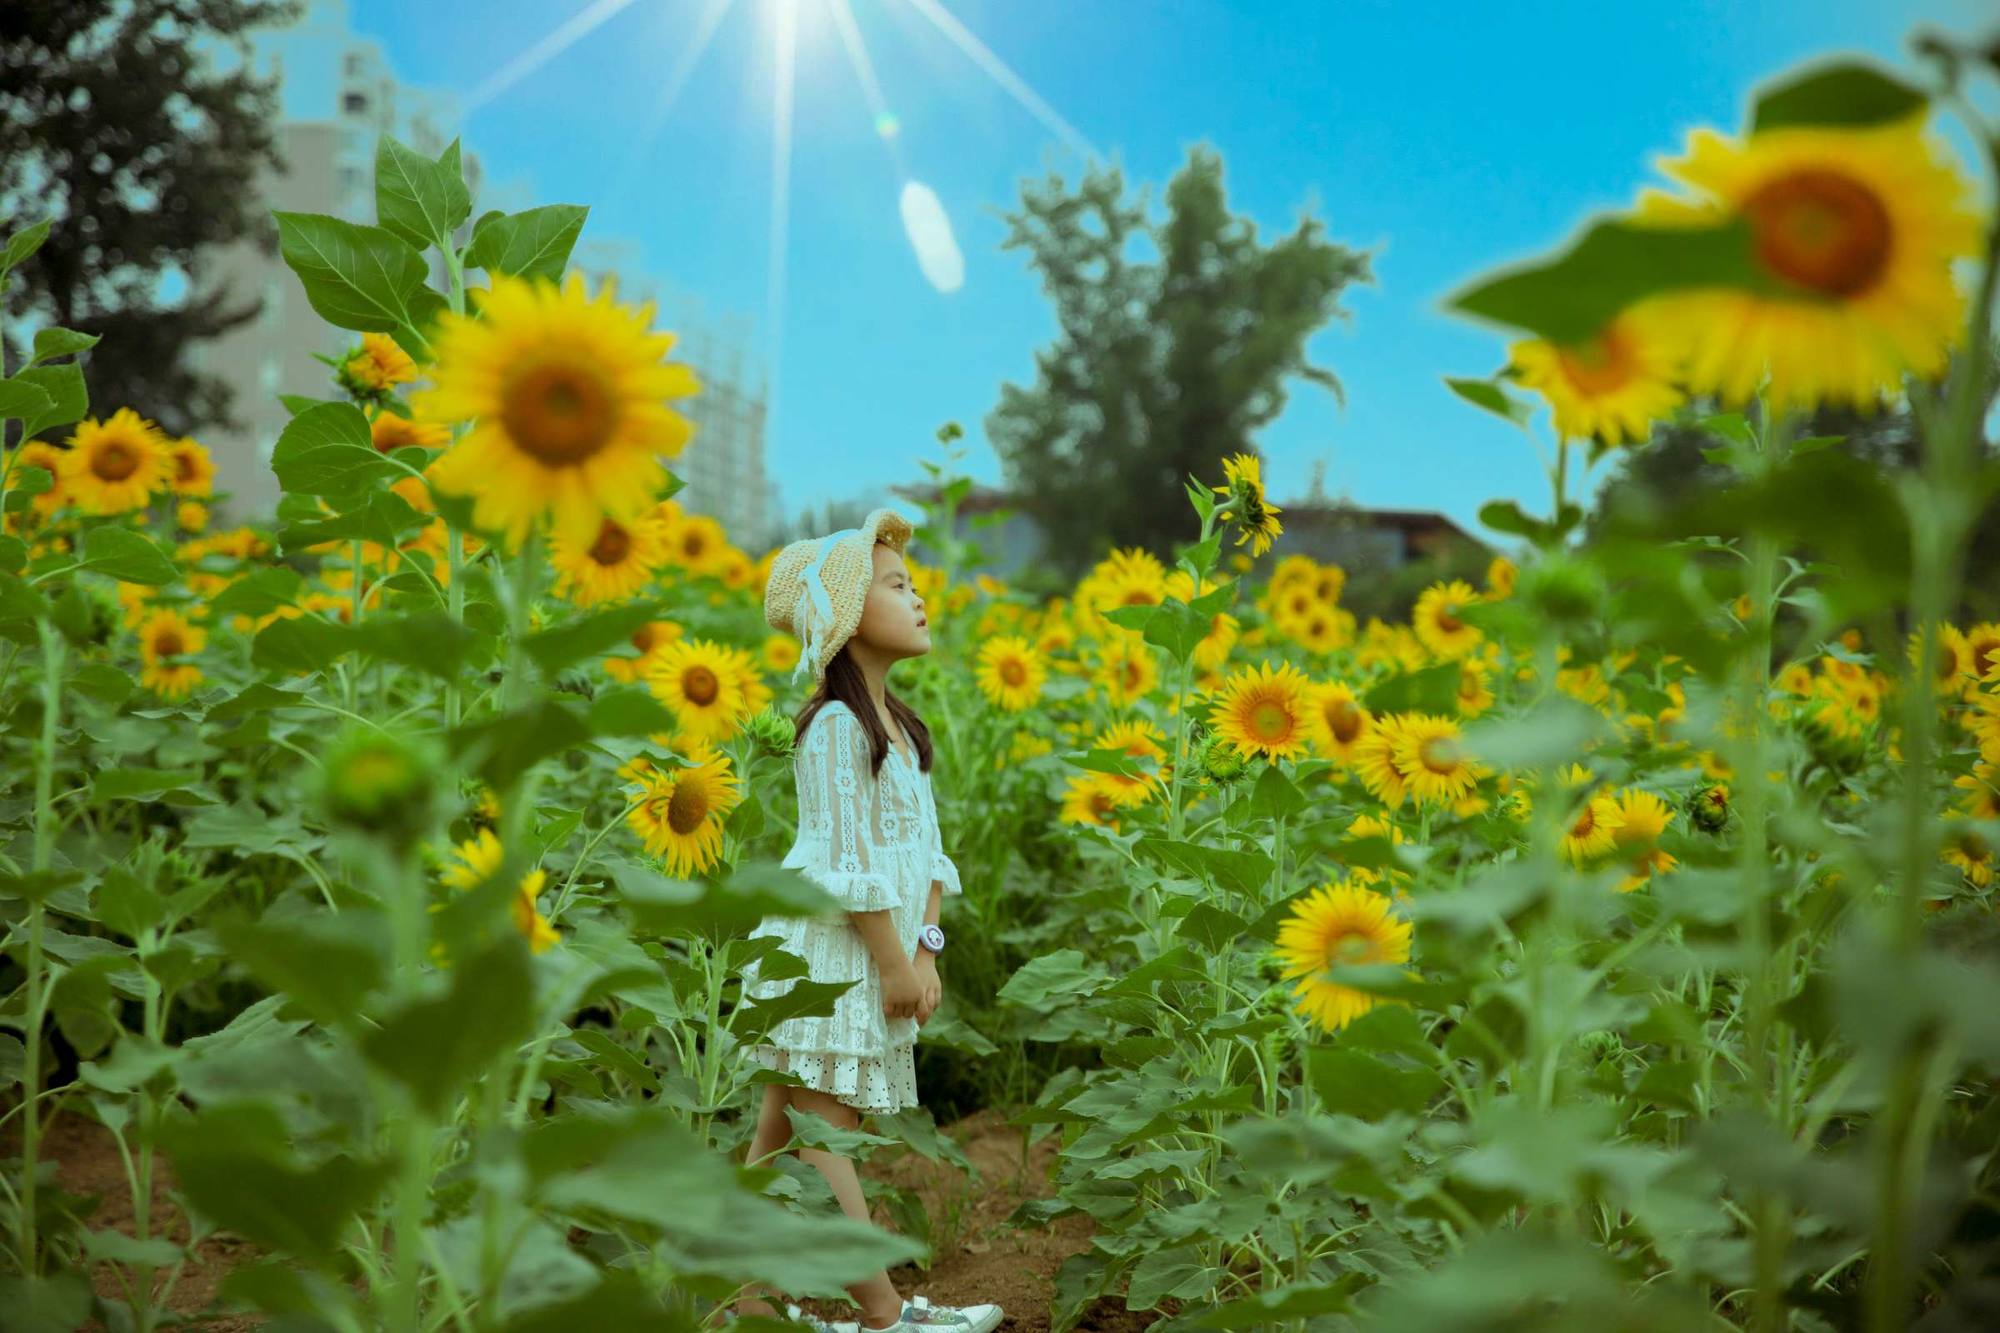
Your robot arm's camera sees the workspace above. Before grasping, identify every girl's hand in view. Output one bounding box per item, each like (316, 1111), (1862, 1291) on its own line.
(913, 953), (941, 1026)
(881, 959), (924, 1020)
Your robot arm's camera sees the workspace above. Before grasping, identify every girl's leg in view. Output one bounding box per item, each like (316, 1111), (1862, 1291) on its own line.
(731, 1082), (801, 1321)
(788, 1086), (905, 1330)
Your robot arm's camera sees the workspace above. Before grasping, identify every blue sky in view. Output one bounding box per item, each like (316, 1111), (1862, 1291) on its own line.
(344, 0), (1990, 542)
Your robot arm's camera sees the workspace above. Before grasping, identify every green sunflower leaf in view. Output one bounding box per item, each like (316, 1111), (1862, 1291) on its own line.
(464, 204), (589, 282)
(273, 211), (433, 335)
(79, 525), (178, 585)
(374, 135), (472, 254)
(1750, 59), (1927, 132)
(270, 401), (398, 497)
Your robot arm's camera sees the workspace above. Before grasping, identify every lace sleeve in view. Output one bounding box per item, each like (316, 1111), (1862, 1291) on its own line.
(790, 706), (901, 912)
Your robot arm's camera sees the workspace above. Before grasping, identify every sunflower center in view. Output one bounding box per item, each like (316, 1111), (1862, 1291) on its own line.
(1120, 661), (1142, 691)
(1571, 806), (1597, 839)
(631, 625), (658, 653)
(589, 521), (632, 567)
(665, 781), (710, 835)
(175, 452), (197, 482)
(1744, 168), (1892, 299)
(93, 442), (140, 482)
(500, 360), (618, 466)
(1417, 735), (1461, 776)
(1122, 589), (1154, 607)
(1326, 700), (1362, 744)
(681, 666), (719, 707)
(683, 532), (706, 559)
(1326, 931), (1377, 966)
(1556, 327), (1637, 395)
(999, 659), (1027, 688)
(1434, 603), (1463, 633)
(153, 630), (185, 657)
(1249, 699), (1292, 743)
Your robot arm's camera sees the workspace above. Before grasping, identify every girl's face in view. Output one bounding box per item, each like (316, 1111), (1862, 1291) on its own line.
(854, 542), (929, 661)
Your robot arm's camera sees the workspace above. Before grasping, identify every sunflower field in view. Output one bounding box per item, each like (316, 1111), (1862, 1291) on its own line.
(4, 35), (2000, 1333)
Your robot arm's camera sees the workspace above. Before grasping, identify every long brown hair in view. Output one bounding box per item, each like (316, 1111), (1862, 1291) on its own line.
(794, 643), (933, 778)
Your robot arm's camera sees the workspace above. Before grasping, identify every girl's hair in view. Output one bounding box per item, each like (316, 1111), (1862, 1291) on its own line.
(795, 641), (933, 778)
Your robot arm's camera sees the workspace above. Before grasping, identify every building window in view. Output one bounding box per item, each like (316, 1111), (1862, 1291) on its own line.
(343, 91), (368, 115)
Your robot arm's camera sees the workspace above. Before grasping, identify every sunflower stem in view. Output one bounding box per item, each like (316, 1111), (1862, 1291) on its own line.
(1737, 400), (1791, 1333)
(1866, 121), (2000, 1333)
(16, 619), (63, 1276)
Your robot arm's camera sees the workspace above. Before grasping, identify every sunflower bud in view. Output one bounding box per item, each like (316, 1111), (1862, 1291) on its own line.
(320, 728), (438, 844)
(1687, 783), (1730, 834)
(1197, 731), (1248, 784)
(746, 704), (797, 759)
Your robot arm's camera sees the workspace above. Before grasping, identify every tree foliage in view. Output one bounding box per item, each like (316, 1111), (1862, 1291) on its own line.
(0, 0), (302, 443)
(986, 146), (1370, 578)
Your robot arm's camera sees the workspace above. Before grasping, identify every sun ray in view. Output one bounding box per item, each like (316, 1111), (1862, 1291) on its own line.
(602, 0), (738, 212)
(766, 0), (800, 469)
(464, 0), (646, 115)
(899, 0), (1099, 163)
(827, 0), (905, 176)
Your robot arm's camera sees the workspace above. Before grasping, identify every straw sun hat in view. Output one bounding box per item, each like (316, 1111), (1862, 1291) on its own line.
(763, 506), (917, 686)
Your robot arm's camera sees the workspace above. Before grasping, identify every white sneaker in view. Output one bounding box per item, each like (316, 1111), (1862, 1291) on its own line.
(828, 1294), (1004, 1333)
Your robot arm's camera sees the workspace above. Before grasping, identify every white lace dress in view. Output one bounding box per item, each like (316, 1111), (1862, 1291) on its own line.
(742, 699), (962, 1114)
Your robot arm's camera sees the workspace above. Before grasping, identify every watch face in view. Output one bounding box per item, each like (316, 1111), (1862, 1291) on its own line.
(920, 924), (945, 950)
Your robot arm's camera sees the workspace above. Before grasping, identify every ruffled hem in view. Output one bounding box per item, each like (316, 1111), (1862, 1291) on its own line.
(931, 850), (963, 897)
(751, 1043), (919, 1114)
(781, 856), (902, 913)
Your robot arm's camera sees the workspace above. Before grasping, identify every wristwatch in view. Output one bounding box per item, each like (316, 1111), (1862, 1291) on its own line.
(918, 922), (946, 955)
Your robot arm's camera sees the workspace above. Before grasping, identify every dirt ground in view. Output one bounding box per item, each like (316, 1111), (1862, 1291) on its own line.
(16, 1105), (1159, 1332)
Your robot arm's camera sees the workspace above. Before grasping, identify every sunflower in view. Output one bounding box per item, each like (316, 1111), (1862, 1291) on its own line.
(62, 409), (172, 515)
(1089, 718), (1168, 806)
(549, 509), (669, 607)
(1942, 827), (1995, 889)
(1961, 623), (2000, 687)
(1085, 547), (1169, 635)
(1094, 636), (1159, 709)
(1412, 580), (1483, 660)
(1342, 811), (1411, 888)
(1284, 604), (1347, 656)
(1059, 773), (1124, 831)
(1212, 452), (1284, 558)
(603, 619), (683, 684)
(439, 828), (560, 953)
(411, 270), (699, 551)
(163, 437), (217, 497)
(1486, 555), (1517, 598)
(137, 607), (205, 700)
(626, 747), (742, 878)
(1506, 305), (1686, 446)
(1310, 680), (1374, 765)
(1273, 880), (1413, 1034)
(1556, 764), (1627, 866)
(1455, 655), (1496, 717)
(976, 635), (1048, 712)
(176, 501), (209, 534)
(1391, 713), (1488, 808)
(1955, 762), (2000, 822)
(1352, 713), (1418, 809)
(369, 410), (453, 455)
(647, 638), (750, 745)
(761, 633), (802, 677)
(663, 512), (730, 578)
(1210, 660), (1316, 761)
(1609, 787), (1677, 891)
(342, 331), (421, 395)
(1633, 113), (1983, 420)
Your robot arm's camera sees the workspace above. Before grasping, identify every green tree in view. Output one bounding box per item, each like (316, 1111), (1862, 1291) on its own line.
(986, 146), (1371, 579)
(0, 0), (301, 444)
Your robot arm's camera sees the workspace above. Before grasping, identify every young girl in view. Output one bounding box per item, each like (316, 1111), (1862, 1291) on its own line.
(731, 509), (1003, 1333)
